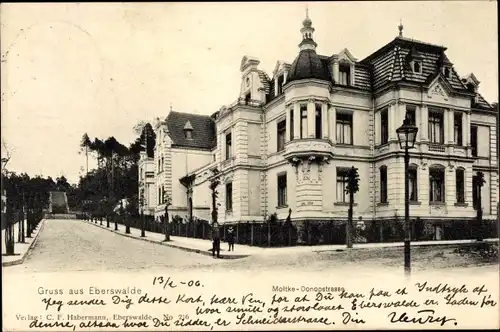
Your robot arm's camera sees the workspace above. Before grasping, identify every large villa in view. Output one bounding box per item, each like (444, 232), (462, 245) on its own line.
(138, 12), (498, 243)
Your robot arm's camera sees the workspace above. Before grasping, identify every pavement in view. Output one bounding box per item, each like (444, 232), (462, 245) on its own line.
(82, 219), (499, 259)
(5, 219), (224, 273)
(1, 219), (45, 266)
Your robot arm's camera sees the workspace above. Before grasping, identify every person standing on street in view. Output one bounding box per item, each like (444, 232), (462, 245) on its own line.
(212, 221), (221, 258)
(227, 226), (235, 251)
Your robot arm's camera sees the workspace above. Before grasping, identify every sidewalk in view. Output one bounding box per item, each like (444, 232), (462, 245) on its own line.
(1, 219), (45, 266)
(83, 220), (498, 259)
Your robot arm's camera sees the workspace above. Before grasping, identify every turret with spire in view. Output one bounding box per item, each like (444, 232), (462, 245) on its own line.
(287, 5), (330, 83)
(299, 6), (317, 51)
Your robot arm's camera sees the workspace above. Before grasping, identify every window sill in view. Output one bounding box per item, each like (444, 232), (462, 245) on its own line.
(429, 201), (446, 206)
(334, 202), (358, 206)
(454, 202), (468, 207)
(377, 202), (389, 206)
(276, 205), (289, 209)
(335, 143), (354, 147)
(409, 201), (421, 205)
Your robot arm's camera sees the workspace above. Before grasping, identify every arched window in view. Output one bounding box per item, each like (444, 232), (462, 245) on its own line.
(380, 166), (388, 203)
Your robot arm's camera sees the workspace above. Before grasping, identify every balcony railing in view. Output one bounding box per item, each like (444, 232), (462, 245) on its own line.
(282, 138), (334, 161)
(428, 143), (446, 152)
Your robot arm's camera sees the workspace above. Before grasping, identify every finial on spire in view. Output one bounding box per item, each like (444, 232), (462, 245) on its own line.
(306, 4), (309, 19)
(170, 102), (172, 112)
(398, 19), (404, 37)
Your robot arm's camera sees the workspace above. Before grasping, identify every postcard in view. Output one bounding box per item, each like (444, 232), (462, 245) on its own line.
(1, 1), (499, 331)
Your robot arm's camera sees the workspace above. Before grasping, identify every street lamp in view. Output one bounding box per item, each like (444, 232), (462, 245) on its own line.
(396, 116), (419, 276)
(140, 189), (145, 237)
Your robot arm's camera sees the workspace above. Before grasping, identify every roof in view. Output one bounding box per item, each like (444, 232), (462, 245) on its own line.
(165, 111), (216, 150)
(473, 93), (493, 110)
(360, 36), (467, 93)
(288, 49), (331, 83)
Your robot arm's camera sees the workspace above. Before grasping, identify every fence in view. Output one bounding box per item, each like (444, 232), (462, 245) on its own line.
(85, 213), (499, 248)
(2, 201), (44, 256)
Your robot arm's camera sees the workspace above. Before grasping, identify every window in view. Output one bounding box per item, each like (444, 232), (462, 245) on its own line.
(336, 112), (353, 145)
(158, 187), (161, 204)
(277, 173), (287, 207)
(157, 158), (161, 173)
(380, 108), (388, 145)
(454, 113), (463, 146)
(429, 167), (445, 203)
(315, 103), (322, 139)
(380, 166), (388, 203)
(245, 92), (251, 104)
(161, 157), (164, 172)
(225, 182), (233, 211)
(406, 105), (416, 126)
(336, 168), (349, 203)
(409, 166), (418, 201)
(289, 109), (294, 141)
(277, 75), (284, 95)
(225, 132), (232, 160)
(413, 61), (422, 73)
(471, 126), (478, 157)
(428, 110), (444, 144)
(443, 67), (451, 79)
(277, 119), (286, 151)
(456, 169), (465, 204)
(185, 130), (193, 139)
(472, 175), (480, 210)
(339, 64), (350, 86)
(300, 105), (307, 138)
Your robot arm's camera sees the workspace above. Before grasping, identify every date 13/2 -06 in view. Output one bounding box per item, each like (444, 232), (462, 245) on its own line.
(152, 276), (203, 289)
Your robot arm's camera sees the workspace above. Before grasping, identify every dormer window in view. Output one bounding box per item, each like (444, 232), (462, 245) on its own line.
(183, 121), (194, 140)
(277, 74), (285, 95)
(413, 61), (422, 73)
(443, 66), (451, 79)
(245, 92), (251, 104)
(339, 63), (351, 86)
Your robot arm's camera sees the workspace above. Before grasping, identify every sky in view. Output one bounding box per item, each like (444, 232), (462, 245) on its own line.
(1, 2), (498, 184)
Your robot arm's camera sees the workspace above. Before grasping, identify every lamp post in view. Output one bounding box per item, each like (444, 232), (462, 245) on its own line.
(396, 117), (418, 277)
(140, 189), (145, 237)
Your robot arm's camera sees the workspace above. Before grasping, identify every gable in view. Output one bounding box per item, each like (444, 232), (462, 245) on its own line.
(427, 76), (451, 102)
(338, 48), (357, 63)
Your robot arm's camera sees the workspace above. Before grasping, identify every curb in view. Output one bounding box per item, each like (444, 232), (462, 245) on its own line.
(2, 219), (46, 267)
(83, 220), (249, 260)
(313, 239), (499, 254)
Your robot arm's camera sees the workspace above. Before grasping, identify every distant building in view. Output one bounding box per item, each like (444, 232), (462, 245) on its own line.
(139, 13), (498, 241)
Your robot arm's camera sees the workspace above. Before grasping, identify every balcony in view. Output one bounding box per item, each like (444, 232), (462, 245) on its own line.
(428, 143), (446, 152)
(282, 138), (334, 162)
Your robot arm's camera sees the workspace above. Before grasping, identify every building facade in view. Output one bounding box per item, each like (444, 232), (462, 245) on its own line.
(140, 14), (498, 241)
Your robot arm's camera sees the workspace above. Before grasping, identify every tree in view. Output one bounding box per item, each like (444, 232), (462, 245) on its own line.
(474, 171), (486, 241)
(209, 168), (220, 225)
(133, 122), (156, 158)
(80, 133), (91, 175)
(163, 192), (172, 241)
(345, 166), (360, 248)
